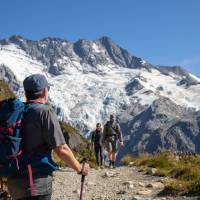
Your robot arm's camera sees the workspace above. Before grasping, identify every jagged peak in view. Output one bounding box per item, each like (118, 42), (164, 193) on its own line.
(39, 37), (69, 43)
(9, 35), (25, 41)
(7, 35), (69, 45)
(98, 36), (115, 43)
(98, 36), (120, 50)
(0, 35), (194, 74)
(74, 38), (92, 46)
(8, 35), (35, 44)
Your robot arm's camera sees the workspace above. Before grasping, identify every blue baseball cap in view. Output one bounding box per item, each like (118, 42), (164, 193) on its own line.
(23, 74), (50, 92)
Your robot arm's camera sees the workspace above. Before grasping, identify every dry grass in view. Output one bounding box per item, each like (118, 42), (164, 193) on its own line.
(123, 151), (200, 195)
(0, 80), (15, 101)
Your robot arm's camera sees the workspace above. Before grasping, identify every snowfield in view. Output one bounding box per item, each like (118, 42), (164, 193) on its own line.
(1, 41), (200, 134)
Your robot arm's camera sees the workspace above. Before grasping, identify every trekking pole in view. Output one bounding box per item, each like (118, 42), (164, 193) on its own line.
(80, 158), (87, 200)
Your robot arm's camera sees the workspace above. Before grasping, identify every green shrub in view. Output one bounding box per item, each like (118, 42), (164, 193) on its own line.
(188, 178), (200, 195)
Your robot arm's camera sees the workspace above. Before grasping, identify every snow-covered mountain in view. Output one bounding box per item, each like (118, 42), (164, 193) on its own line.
(1, 35), (200, 155)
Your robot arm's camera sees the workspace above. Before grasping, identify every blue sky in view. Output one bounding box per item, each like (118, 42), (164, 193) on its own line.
(0, 0), (200, 75)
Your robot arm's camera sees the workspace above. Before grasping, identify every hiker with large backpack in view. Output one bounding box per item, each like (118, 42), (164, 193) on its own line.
(0, 74), (89, 200)
(102, 115), (123, 168)
(90, 123), (103, 167)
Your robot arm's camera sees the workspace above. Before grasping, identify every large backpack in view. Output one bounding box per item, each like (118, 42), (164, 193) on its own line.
(104, 121), (119, 138)
(0, 98), (26, 177)
(0, 98), (58, 195)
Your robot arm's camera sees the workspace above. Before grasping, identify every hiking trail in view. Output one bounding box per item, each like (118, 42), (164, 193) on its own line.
(52, 166), (198, 200)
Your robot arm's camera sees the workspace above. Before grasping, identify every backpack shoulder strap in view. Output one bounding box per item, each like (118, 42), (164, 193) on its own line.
(111, 123), (118, 131)
(111, 123), (119, 133)
(105, 121), (110, 128)
(24, 101), (48, 113)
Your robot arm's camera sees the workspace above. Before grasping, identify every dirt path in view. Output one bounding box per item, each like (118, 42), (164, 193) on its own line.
(52, 166), (199, 200)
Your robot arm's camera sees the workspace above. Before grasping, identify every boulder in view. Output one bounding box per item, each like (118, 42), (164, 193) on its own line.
(146, 182), (164, 189)
(138, 182), (146, 187)
(146, 168), (157, 175)
(103, 171), (120, 178)
(136, 189), (152, 195)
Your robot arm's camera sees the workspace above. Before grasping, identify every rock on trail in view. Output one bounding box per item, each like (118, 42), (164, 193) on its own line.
(52, 167), (198, 200)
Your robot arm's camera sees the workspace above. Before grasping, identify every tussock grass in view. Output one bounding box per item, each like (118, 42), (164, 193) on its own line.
(0, 80), (15, 101)
(122, 154), (135, 166)
(122, 151), (200, 196)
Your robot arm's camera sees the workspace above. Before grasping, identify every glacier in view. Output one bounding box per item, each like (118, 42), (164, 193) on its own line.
(0, 36), (200, 136)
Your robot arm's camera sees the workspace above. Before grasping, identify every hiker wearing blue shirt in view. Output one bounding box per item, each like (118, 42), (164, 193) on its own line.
(7, 74), (90, 200)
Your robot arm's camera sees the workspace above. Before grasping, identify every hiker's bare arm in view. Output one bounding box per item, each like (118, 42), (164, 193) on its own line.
(54, 144), (89, 175)
(117, 124), (123, 143)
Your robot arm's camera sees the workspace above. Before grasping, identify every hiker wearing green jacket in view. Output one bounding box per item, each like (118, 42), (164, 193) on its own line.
(102, 115), (123, 168)
(7, 74), (90, 200)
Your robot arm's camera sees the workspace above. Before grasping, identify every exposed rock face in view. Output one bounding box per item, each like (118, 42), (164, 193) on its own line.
(99, 36), (145, 69)
(157, 66), (188, 77)
(7, 35), (73, 75)
(177, 76), (200, 87)
(1, 35), (200, 157)
(125, 79), (144, 96)
(5, 35), (152, 73)
(118, 97), (200, 160)
(0, 64), (19, 91)
(158, 66), (200, 87)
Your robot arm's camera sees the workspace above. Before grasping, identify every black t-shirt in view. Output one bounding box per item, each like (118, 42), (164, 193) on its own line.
(91, 130), (102, 146)
(8, 103), (66, 199)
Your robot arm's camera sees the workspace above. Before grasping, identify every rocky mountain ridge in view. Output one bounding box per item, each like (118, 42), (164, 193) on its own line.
(1, 35), (200, 156)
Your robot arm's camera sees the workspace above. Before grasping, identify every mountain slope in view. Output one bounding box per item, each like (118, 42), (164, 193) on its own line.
(118, 97), (200, 158)
(1, 35), (200, 155)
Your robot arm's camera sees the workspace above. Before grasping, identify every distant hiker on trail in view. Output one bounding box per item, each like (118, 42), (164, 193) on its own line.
(7, 74), (90, 200)
(102, 115), (123, 168)
(91, 123), (103, 167)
